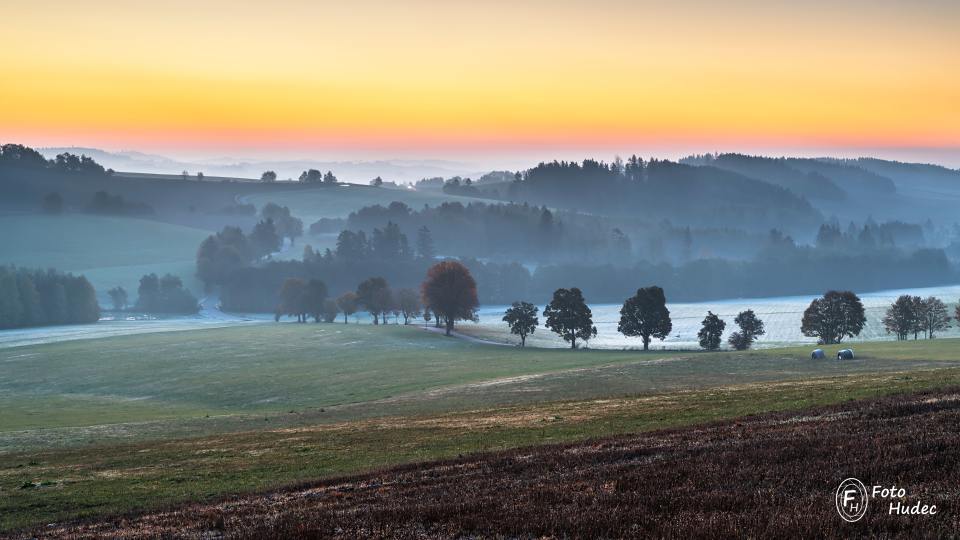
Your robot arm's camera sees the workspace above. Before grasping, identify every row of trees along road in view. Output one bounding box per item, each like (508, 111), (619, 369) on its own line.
(693, 310), (766, 351)
(504, 286), (767, 351)
(883, 295), (953, 340)
(274, 261), (479, 335)
(270, 260), (949, 349)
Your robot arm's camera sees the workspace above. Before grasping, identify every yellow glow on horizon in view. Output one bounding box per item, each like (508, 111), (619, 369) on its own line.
(2, 0), (958, 152)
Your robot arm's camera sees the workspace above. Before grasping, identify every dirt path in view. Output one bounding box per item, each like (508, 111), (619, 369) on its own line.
(0, 296), (268, 349)
(421, 325), (512, 346)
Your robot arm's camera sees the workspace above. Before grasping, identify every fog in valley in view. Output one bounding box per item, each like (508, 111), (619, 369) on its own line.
(2, 143), (960, 349)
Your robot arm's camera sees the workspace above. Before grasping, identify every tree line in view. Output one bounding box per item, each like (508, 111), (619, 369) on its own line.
(273, 260), (479, 336)
(0, 267), (100, 329)
(680, 153), (897, 201)
(815, 221), (925, 252)
(313, 201), (955, 302)
(263, 260), (881, 352)
(202, 223), (955, 314)
(527, 250), (952, 305)
(503, 285), (766, 351)
(0, 144), (111, 176)
(502, 288), (881, 350)
(85, 190), (154, 216)
(337, 200), (642, 264)
(199, 196), (954, 311)
(196, 203), (303, 292)
(437, 157), (821, 231)
(883, 295), (954, 340)
(332, 200), (857, 266)
(220, 235), (955, 351)
(297, 169), (338, 184)
(133, 274), (199, 314)
(105, 274), (199, 314)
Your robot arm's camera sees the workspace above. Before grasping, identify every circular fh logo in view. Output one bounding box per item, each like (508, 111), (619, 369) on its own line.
(836, 478), (869, 522)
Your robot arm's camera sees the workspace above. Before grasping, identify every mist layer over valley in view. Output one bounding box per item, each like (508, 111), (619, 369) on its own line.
(2, 143), (959, 350)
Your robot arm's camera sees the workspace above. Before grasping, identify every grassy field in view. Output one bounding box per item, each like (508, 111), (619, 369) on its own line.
(4, 324), (960, 439)
(2, 326), (960, 532)
(0, 213), (211, 300)
(4, 367), (960, 532)
(0, 324), (686, 436)
(38, 388), (960, 538)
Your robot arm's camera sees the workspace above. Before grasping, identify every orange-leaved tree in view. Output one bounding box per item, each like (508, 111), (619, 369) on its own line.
(421, 261), (478, 336)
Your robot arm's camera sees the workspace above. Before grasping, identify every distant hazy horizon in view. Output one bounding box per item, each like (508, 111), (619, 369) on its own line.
(25, 144), (960, 183)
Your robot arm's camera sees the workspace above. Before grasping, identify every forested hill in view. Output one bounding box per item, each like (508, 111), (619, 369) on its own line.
(678, 153), (960, 225)
(497, 159), (820, 231)
(679, 153), (897, 199)
(828, 157), (960, 193)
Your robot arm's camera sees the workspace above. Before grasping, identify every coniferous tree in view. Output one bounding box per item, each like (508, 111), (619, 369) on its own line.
(0, 267), (99, 329)
(416, 226), (435, 260)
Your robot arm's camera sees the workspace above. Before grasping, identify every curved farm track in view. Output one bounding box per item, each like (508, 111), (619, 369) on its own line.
(29, 390), (960, 539)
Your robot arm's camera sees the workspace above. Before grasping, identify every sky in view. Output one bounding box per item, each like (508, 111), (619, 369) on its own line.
(3, 0), (959, 166)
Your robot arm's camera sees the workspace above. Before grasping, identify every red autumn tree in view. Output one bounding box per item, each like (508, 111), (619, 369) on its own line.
(421, 261), (478, 336)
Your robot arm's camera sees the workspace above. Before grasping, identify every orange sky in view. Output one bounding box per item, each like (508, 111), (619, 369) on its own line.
(2, 0), (959, 158)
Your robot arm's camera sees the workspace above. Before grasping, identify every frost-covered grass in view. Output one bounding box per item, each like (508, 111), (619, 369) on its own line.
(0, 324), (677, 435)
(2, 322), (959, 532)
(3, 324), (959, 447)
(4, 352), (960, 533)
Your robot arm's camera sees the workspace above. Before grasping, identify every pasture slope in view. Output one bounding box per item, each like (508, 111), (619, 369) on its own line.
(4, 324), (960, 440)
(0, 213), (210, 301)
(1, 326), (959, 535)
(32, 388), (960, 539)
(242, 185), (477, 223)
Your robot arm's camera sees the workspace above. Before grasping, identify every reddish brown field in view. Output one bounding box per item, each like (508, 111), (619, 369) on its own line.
(28, 389), (960, 539)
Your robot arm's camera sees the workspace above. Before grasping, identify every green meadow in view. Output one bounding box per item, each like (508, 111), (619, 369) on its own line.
(2, 324), (960, 531)
(5, 324), (960, 439)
